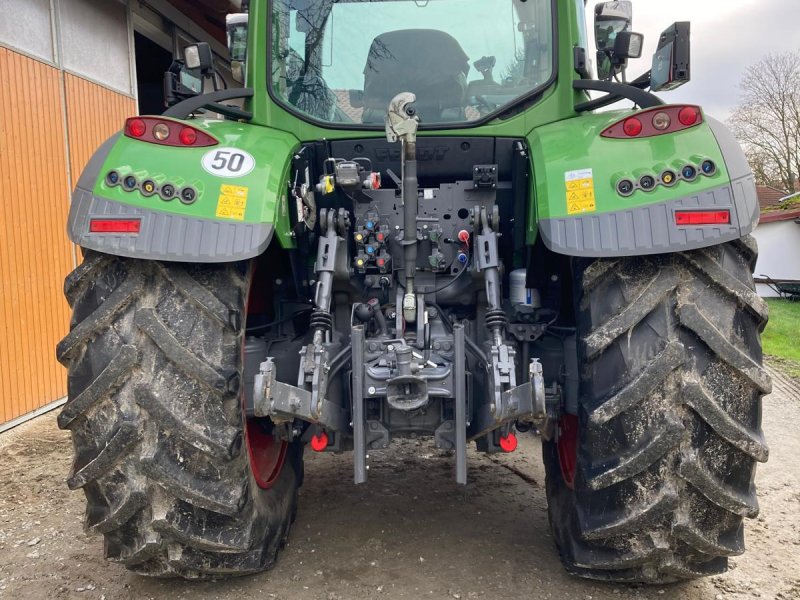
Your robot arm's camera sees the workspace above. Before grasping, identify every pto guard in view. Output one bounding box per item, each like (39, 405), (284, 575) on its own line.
(66, 119), (299, 262)
(529, 110), (759, 257)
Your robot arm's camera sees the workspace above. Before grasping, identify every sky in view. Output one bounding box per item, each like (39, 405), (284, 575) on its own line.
(595, 0), (800, 120)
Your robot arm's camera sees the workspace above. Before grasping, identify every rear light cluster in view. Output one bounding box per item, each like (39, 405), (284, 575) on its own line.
(601, 105), (703, 139)
(105, 170), (198, 204)
(124, 117), (217, 147)
(616, 158), (717, 197)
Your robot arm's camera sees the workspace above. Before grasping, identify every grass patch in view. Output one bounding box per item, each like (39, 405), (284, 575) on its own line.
(763, 299), (800, 377)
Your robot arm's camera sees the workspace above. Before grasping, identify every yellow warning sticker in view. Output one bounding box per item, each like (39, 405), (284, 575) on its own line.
(565, 168), (596, 215)
(216, 184), (249, 220)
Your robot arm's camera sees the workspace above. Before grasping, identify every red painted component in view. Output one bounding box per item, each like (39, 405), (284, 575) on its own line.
(179, 126), (197, 145)
(126, 118), (146, 138)
(376, 232), (385, 242)
(377, 258), (386, 267)
(675, 210), (731, 225)
(678, 106), (700, 126)
(310, 432), (329, 452)
(622, 117), (643, 137)
(601, 105), (703, 139)
(123, 116), (218, 147)
(243, 274), (288, 490)
(245, 420), (288, 489)
(499, 432), (518, 453)
(370, 172), (381, 190)
(89, 218), (141, 233)
(557, 415), (579, 489)
(457, 229), (470, 243)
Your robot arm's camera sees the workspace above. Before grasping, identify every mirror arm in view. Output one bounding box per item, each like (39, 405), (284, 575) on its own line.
(573, 78), (662, 112)
(163, 88), (254, 120)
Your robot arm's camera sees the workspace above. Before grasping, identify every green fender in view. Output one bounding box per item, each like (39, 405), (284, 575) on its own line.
(67, 118), (300, 262)
(527, 108), (759, 257)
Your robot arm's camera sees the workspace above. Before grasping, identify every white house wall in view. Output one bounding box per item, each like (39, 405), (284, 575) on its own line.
(752, 220), (800, 297)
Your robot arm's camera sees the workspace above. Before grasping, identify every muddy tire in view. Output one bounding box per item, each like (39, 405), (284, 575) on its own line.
(56, 251), (303, 579)
(543, 237), (771, 583)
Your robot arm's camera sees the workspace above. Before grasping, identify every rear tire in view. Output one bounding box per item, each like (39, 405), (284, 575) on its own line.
(57, 251), (303, 579)
(543, 237), (770, 583)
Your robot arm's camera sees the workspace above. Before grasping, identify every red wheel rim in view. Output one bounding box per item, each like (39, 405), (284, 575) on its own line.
(557, 415), (579, 490)
(245, 419), (288, 489)
(243, 264), (288, 489)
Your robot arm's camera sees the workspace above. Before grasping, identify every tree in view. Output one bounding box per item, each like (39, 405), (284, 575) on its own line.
(730, 51), (800, 191)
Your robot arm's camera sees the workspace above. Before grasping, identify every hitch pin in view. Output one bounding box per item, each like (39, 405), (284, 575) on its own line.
(411, 351), (437, 368)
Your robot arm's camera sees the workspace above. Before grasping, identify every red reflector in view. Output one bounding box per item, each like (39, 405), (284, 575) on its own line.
(678, 106), (700, 126)
(499, 432), (518, 453)
(623, 117), (643, 137)
(126, 118), (146, 138)
(89, 219), (141, 233)
(179, 127), (198, 145)
(310, 432), (329, 452)
(675, 210), (731, 226)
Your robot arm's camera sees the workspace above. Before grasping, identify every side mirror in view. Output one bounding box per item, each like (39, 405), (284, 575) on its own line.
(226, 12), (248, 84)
(594, 1), (637, 80)
(651, 22), (691, 92)
(595, 1), (632, 51)
(184, 42), (214, 74)
(163, 61), (202, 108)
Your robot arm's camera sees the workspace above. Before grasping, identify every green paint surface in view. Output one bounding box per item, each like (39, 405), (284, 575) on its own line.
(80, 0), (743, 256)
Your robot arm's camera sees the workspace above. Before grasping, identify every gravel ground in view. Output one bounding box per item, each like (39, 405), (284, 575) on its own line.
(1, 364), (798, 600)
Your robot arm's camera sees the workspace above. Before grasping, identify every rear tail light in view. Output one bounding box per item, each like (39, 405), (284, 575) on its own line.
(89, 219), (142, 233)
(675, 210), (730, 226)
(623, 117), (643, 137)
(124, 117), (217, 147)
(127, 118), (146, 138)
(601, 105), (703, 139)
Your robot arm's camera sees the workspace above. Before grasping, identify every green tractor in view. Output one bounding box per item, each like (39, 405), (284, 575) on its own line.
(58, 0), (770, 583)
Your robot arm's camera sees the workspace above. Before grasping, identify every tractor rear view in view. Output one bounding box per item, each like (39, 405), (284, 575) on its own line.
(58, 0), (770, 583)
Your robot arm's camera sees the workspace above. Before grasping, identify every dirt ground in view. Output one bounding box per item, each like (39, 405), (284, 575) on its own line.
(1, 364), (798, 600)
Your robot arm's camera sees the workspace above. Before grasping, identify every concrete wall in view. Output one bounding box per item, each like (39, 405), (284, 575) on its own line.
(752, 219), (800, 297)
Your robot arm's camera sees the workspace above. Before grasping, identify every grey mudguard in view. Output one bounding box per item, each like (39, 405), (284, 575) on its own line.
(67, 131), (273, 262)
(539, 117), (759, 257)
(538, 178), (758, 257)
(68, 188), (274, 262)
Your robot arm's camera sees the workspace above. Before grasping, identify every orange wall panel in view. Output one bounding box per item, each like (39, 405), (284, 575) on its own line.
(64, 73), (136, 185)
(0, 50), (137, 426)
(0, 48), (73, 424)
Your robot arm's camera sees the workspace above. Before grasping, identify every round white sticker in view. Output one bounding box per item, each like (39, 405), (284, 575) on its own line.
(201, 147), (255, 178)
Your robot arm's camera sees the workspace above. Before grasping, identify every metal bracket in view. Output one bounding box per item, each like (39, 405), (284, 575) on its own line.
(253, 358), (347, 431)
(385, 92), (419, 143)
(469, 359), (545, 442)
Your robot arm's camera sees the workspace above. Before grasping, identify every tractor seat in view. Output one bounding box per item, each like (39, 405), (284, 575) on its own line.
(361, 29), (469, 124)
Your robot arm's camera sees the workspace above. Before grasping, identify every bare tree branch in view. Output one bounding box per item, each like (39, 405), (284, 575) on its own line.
(729, 51), (800, 191)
